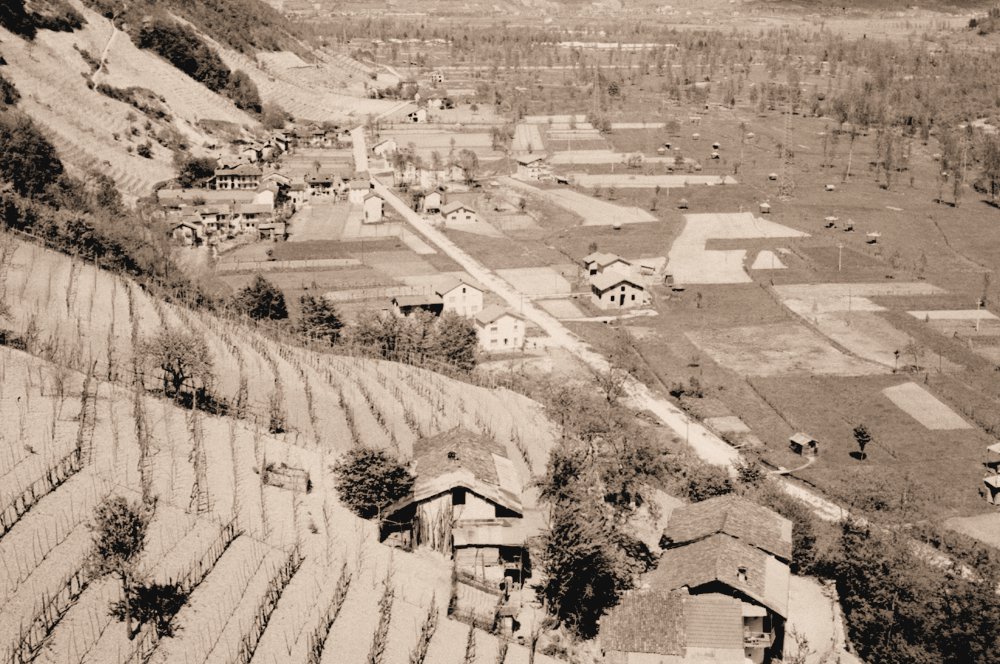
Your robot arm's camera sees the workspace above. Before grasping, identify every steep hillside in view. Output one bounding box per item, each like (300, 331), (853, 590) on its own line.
(0, 233), (562, 663)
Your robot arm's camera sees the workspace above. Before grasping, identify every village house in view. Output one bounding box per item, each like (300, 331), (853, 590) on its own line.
(515, 155), (551, 181)
(170, 220), (203, 246)
(591, 272), (648, 309)
(407, 107), (428, 123)
(391, 294), (444, 317)
(289, 182), (308, 206)
(430, 70), (445, 85)
(214, 163), (262, 191)
(362, 192), (384, 224)
(441, 201), (477, 224)
(422, 191), (443, 213)
(261, 171), (291, 188)
(474, 306), (525, 353)
(383, 428), (527, 585)
(435, 276), (484, 317)
(347, 179), (373, 204)
(583, 252), (632, 277)
(789, 433), (819, 457)
(257, 221), (287, 242)
(371, 138), (398, 158)
(600, 495), (792, 664)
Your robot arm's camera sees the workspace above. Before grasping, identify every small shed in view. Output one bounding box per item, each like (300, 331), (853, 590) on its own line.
(262, 463), (311, 493)
(824, 216), (838, 228)
(866, 232), (881, 245)
(759, 202), (771, 214)
(984, 475), (1000, 506)
(712, 142), (721, 150)
(768, 172), (778, 181)
(710, 151), (720, 160)
(746, 132), (756, 139)
(678, 198), (689, 210)
(789, 432), (818, 457)
(692, 133), (701, 140)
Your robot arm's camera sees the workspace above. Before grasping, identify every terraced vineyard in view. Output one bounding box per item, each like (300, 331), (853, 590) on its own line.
(0, 234), (560, 663)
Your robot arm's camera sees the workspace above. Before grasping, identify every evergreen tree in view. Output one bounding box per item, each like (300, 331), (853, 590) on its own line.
(298, 294), (343, 344)
(234, 274), (287, 320)
(333, 447), (414, 520)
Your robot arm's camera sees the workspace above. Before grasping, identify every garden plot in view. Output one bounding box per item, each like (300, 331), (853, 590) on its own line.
(751, 250), (787, 270)
(512, 123), (544, 152)
(496, 266), (574, 298)
(907, 309), (1000, 338)
(569, 173), (738, 187)
(882, 382), (971, 430)
(382, 131), (500, 160)
(537, 299), (587, 319)
(687, 323), (886, 377)
(668, 212), (808, 285)
(501, 177), (656, 226)
(774, 283), (960, 371)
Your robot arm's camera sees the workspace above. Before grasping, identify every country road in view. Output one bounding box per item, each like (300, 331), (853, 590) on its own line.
(360, 135), (852, 523)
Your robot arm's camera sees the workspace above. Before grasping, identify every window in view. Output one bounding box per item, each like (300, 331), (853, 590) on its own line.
(504, 338), (509, 345)
(452, 489), (466, 505)
(462, 287), (466, 294)
(737, 566), (748, 582)
(631, 294), (636, 301)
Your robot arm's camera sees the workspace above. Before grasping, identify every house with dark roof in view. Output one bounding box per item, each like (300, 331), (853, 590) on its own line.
(441, 201), (477, 224)
(600, 497), (792, 664)
(660, 494), (793, 563)
(383, 428), (527, 583)
(214, 163), (262, 191)
(591, 272), (648, 310)
(391, 294), (444, 317)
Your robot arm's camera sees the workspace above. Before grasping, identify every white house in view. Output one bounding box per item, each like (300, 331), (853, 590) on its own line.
(590, 272), (648, 309)
(430, 71), (445, 85)
(371, 138), (398, 157)
(363, 192), (384, 224)
(441, 201), (477, 224)
(435, 276), (484, 317)
(515, 155), (550, 181)
(214, 163), (262, 191)
(474, 305), (525, 353)
(407, 108), (428, 123)
(582, 252), (632, 276)
(347, 179), (372, 204)
(423, 191), (443, 213)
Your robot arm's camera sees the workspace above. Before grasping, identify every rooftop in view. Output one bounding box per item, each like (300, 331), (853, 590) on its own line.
(647, 533), (791, 618)
(435, 275), (484, 297)
(662, 494), (793, 562)
(441, 201), (475, 215)
(600, 590), (685, 657)
(474, 304), (522, 326)
(590, 271), (644, 292)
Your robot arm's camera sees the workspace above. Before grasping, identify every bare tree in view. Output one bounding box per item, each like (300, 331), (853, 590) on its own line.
(141, 329), (214, 399)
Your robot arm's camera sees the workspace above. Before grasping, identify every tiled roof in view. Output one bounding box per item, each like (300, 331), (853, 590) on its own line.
(441, 201), (475, 215)
(682, 594), (743, 650)
(662, 494), (793, 562)
(393, 294), (443, 307)
(590, 271), (644, 292)
(397, 427), (523, 514)
(647, 534), (790, 618)
(216, 163), (262, 177)
(474, 305), (521, 326)
(600, 590), (685, 657)
(435, 275), (484, 297)
(583, 252), (629, 268)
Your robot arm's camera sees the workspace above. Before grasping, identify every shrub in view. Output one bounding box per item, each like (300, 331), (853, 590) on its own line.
(0, 73), (20, 107)
(111, 581), (188, 637)
(0, 109), (65, 197)
(333, 447), (414, 520)
(261, 102), (291, 130)
(226, 69), (261, 113)
(682, 462), (733, 502)
(174, 154), (217, 188)
(136, 142), (153, 159)
(136, 18), (231, 92)
(92, 496), (151, 635)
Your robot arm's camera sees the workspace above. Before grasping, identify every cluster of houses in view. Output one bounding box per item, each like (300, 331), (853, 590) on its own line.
(583, 252), (652, 310)
(382, 427), (793, 664)
(390, 277), (526, 354)
(600, 495), (793, 664)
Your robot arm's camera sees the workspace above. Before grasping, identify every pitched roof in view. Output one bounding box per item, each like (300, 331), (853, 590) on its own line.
(474, 304), (522, 326)
(215, 163), (262, 177)
(400, 427), (523, 514)
(662, 494), (793, 562)
(235, 203), (272, 215)
(682, 594), (744, 650)
(590, 272), (644, 292)
(516, 155), (545, 165)
(647, 534), (790, 618)
(583, 252), (629, 268)
(441, 201), (475, 215)
(393, 294), (443, 308)
(435, 275), (484, 297)
(363, 192), (383, 202)
(600, 590), (685, 657)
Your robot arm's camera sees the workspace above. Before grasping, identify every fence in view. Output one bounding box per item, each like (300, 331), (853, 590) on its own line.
(121, 518), (241, 664)
(7, 566), (90, 664)
(215, 258), (361, 274)
(0, 447), (82, 537)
